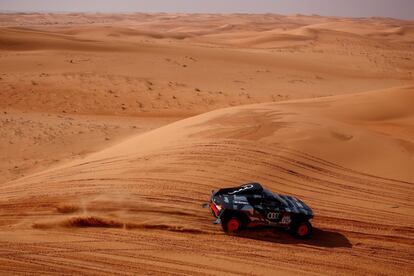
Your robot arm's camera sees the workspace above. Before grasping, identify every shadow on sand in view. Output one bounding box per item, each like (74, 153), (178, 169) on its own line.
(235, 226), (352, 248)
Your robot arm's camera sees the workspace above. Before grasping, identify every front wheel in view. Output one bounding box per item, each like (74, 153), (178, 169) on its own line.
(222, 216), (242, 232)
(290, 220), (312, 239)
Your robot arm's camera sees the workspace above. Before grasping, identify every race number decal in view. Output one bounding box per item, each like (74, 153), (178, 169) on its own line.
(280, 215), (291, 224)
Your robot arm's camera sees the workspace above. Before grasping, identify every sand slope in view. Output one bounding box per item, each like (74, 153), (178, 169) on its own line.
(1, 86), (413, 275)
(1, 13), (413, 183)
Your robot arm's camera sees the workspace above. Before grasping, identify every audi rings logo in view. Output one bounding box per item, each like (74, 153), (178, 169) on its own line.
(267, 212), (279, 220)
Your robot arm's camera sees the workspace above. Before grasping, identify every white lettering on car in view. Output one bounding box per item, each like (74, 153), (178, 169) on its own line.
(229, 184), (254, 195)
(233, 201), (249, 204)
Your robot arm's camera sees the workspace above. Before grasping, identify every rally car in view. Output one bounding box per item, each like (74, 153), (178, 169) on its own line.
(207, 183), (314, 238)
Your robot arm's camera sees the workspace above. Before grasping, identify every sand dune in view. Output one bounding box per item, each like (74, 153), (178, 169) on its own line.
(0, 13), (413, 275)
(1, 13), (414, 48)
(1, 87), (413, 275)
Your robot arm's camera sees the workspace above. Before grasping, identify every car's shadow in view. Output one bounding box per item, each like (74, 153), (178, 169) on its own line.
(234, 226), (352, 248)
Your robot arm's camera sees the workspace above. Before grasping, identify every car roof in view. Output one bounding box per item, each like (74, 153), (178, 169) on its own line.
(216, 182), (263, 195)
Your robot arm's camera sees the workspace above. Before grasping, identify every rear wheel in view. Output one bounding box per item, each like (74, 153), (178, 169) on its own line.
(290, 220), (312, 239)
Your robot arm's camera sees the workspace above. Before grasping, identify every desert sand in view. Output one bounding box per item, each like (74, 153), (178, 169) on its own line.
(0, 13), (413, 275)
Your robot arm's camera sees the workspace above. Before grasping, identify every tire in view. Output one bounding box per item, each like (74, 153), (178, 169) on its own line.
(221, 216), (242, 233)
(290, 220), (312, 239)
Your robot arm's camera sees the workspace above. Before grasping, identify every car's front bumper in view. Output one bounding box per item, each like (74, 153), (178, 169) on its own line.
(210, 202), (220, 217)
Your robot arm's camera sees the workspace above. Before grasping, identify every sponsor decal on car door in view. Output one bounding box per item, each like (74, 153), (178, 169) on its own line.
(266, 211), (280, 222)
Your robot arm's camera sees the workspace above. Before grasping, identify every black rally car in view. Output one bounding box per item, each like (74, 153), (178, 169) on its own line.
(208, 183), (314, 238)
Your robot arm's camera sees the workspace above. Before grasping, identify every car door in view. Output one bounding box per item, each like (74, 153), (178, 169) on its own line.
(263, 194), (282, 223)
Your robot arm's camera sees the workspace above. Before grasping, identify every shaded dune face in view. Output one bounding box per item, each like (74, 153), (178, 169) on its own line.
(1, 87), (413, 275)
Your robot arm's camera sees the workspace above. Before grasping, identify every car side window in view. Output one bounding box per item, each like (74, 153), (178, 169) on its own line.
(263, 194), (273, 205)
(267, 200), (281, 208)
(263, 191), (281, 208)
(248, 195), (262, 206)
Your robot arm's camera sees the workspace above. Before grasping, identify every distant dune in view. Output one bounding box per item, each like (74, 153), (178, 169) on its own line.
(0, 13), (413, 275)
